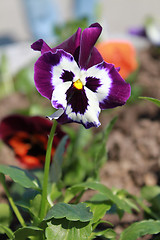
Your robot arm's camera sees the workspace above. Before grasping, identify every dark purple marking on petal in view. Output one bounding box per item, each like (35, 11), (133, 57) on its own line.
(98, 62), (131, 109)
(60, 70), (75, 82)
(52, 28), (82, 57)
(31, 39), (52, 54)
(34, 50), (74, 100)
(79, 23), (103, 69)
(83, 121), (98, 129)
(85, 77), (101, 92)
(66, 85), (88, 114)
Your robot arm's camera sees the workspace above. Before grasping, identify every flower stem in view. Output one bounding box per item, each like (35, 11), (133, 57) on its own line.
(39, 120), (57, 221)
(0, 173), (26, 227)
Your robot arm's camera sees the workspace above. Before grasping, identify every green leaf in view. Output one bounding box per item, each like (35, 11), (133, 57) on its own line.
(49, 183), (63, 203)
(115, 189), (139, 212)
(119, 220), (160, 240)
(0, 224), (14, 239)
(65, 182), (132, 213)
(101, 228), (116, 239)
(135, 196), (159, 220)
(91, 228), (116, 239)
(14, 226), (43, 240)
(29, 194), (42, 222)
(86, 193), (111, 223)
(45, 202), (93, 222)
(0, 165), (41, 190)
(141, 185), (160, 213)
(139, 96), (160, 107)
(0, 203), (12, 233)
(141, 185), (160, 202)
(45, 219), (91, 240)
(50, 136), (68, 183)
(103, 116), (118, 141)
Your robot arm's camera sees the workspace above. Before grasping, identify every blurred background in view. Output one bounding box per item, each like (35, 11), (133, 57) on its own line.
(0, 0), (160, 73)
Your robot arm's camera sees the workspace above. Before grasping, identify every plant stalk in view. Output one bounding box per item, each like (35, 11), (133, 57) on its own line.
(0, 174), (26, 227)
(39, 120), (57, 221)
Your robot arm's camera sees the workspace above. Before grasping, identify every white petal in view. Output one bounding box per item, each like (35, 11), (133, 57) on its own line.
(51, 81), (72, 109)
(52, 54), (80, 87)
(65, 87), (101, 128)
(83, 64), (112, 102)
(83, 87), (101, 127)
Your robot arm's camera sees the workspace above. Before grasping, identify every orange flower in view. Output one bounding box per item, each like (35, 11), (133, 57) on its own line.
(96, 41), (138, 79)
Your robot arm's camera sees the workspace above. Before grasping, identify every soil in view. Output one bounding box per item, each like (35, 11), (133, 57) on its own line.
(0, 47), (160, 239)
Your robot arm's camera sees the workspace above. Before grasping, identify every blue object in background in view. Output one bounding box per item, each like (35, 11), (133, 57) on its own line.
(74, 0), (97, 23)
(23, 0), (60, 41)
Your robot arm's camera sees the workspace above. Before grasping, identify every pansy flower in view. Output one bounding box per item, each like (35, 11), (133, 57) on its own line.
(0, 115), (66, 169)
(31, 23), (131, 129)
(96, 40), (138, 79)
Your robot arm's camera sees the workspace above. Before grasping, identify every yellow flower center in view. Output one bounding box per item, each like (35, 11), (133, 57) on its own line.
(73, 79), (83, 90)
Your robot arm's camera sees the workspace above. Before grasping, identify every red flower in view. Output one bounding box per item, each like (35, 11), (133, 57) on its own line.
(0, 115), (66, 169)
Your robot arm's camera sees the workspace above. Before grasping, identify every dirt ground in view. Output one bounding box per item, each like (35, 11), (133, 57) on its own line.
(0, 48), (160, 239)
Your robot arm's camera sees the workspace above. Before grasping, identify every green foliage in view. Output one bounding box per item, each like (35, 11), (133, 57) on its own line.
(119, 220), (160, 240)
(90, 228), (116, 240)
(86, 193), (111, 223)
(63, 116), (117, 185)
(0, 225), (14, 239)
(45, 203), (93, 222)
(0, 203), (12, 234)
(13, 226), (43, 240)
(1, 93), (160, 239)
(139, 96), (160, 107)
(141, 185), (160, 218)
(14, 67), (34, 96)
(64, 181), (138, 214)
(0, 165), (41, 190)
(45, 220), (91, 240)
(0, 54), (14, 99)
(50, 136), (68, 183)
(91, 116), (117, 178)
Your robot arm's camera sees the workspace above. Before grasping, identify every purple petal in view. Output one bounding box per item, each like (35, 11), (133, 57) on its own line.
(31, 39), (52, 54)
(34, 50), (75, 100)
(52, 28), (82, 57)
(57, 111), (74, 125)
(79, 23), (103, 69)
(31, 28), (81, 58)
(96, 62), (131, 109)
